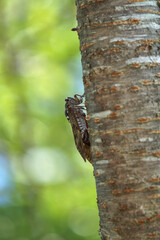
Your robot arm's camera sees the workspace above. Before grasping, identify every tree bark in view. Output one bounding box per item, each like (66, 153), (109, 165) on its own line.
(76, 0), (160, 239)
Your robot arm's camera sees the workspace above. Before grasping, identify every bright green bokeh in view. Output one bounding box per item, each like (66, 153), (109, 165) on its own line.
(0, 1), (99, 240)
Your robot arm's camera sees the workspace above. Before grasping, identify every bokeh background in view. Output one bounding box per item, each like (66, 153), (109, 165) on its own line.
(0, 1), (99, 240)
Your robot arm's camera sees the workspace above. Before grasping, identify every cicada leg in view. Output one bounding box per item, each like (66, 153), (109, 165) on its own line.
(74, 93), (84, 104)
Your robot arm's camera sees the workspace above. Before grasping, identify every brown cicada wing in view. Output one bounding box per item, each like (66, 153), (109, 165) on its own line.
(82, 128), (92, 164)
(65, 96), (91, 163)
(67, 106), (87, 162)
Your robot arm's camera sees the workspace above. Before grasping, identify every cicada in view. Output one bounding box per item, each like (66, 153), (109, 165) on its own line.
(65, 94), (91, 164)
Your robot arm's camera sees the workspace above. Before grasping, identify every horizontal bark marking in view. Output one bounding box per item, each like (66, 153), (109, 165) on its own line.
(86, 48), (122, 59)
(111, 218), (119, 223)
(103, 149), (160, 159)
(141, 80), (153, 85)
(142, 157), (160, 162)
(90, 110), (154, 122)
(84, 82), (91, 87)
(114, 227), (121, 233)
(119, 13), (160, 20)
(131, 62), (160, 68)
(145, 81), (160, 85)
(137, 117), (160, 123)
(90, 112), (119, 122)
(134, 213), (160, 225)
(132, 63), (140, 68)
(80, 0), (157, 8)
(95, 138), (102, 143)
(110, 87), (118, 92)
(152, 152), (160, 157)
(80, 4), (87, 9)
(129, 86), (140, 91)
(139, 137), (153, 142)
(95, 169), (105, 176)
(147, 232), (157, 237)
(150, 131), (160, 134)
(92, 130), (112, 136)
(89, 48), (121, 57)
(100, 203), (107, 209)
(134, 22), (160, 30)
(88, 66), (111, 73)
(81, 42), (95, 51)
(112, 186), (159, 196)
(138, 152), (160, 157)
(80, 0), (104, 9)
(123, 0), (146, 3)
(108, 48), (121, 53)
(155, 73), (160, 77)
(94, 118), (100, 123)
(108, 179), (116, 184)
(115, 128), (145, 135)
(114, 105), (123, 110)
(92, 19), (140, 27)
(80, 37), (109, 51)
(108, 178), (159, 186)
(148, 194), (160, 199)
(109, 112), (119, 118)
(111, 71), (123, 77)
(113, 40), (126, 45)
(92, 128), (146, 136)
(84, 74), (159, 88)
(126, 56), (160, 64)
(97, 88), (107, 94)
(147, 178), (160, 183)
(95, 152), (102, 158)
(124, 0), (157, 7)
(90, 110), (112, 118)
(111, 38), (160, 44)
(136, 9), (160, 15)
(130, 39), (160, 46)
(96, 160), (109, 164)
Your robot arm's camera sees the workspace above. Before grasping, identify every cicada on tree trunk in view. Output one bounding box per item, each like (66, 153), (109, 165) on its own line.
(65, 94), (92, 164)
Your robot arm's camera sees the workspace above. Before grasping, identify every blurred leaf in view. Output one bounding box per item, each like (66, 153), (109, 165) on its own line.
(0, 1), (99, 239)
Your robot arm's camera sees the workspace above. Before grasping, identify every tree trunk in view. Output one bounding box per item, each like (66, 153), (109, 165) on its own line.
(75, 0), (160, 239)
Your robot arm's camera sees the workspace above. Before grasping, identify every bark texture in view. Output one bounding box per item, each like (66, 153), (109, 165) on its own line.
(76, 0), (160, 239)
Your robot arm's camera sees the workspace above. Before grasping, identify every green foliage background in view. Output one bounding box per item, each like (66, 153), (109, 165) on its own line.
(0, 0), (99, 240)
